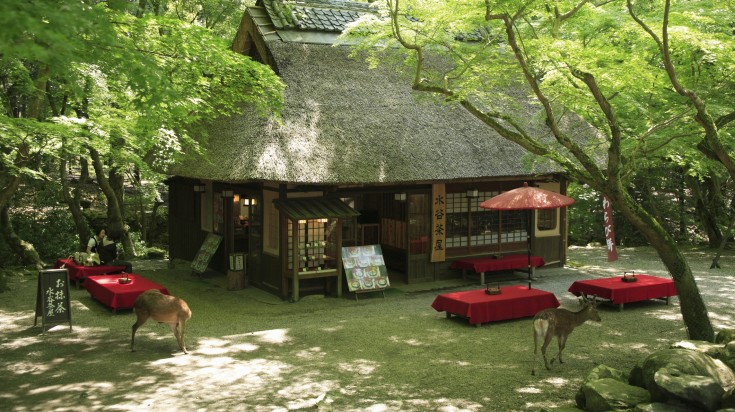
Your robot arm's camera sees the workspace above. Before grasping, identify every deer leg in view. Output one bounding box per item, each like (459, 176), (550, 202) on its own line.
(541, 334), (554, 370)
(532, 330), (540, 375)
(176, 319), (188, 354)
(131, 315), (149, 352)
(533, 318), (550, 373)
(166, 322), (182, 352)
(557, 335), (568, 364)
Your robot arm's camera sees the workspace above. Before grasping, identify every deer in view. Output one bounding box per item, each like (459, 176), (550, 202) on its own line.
(532, 294), (601, 375)
(131, 289), (192, 354)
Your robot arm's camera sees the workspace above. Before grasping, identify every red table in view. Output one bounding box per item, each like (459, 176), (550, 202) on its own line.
(568, 274), (677, 310)
(431, 286), (560, 326)
(450, 254), (545, 284)
(55, 258), (127, 288)
(84, 274), (169, 313)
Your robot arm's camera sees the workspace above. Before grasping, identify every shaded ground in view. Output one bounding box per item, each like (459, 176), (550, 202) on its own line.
(1, 245), (733, 411)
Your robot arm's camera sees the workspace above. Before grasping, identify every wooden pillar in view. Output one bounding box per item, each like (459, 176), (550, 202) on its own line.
(291, 217), (299, 302)
(336, 219), (343, 298)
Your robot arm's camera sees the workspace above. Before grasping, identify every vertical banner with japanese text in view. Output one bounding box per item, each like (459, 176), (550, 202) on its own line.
(602, 196), (618, 262)
(431, 183), (446, 263)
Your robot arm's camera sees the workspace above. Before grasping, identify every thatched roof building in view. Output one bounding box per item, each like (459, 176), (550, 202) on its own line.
(168, 0), (562, 184)
(166, 0), (579, 301)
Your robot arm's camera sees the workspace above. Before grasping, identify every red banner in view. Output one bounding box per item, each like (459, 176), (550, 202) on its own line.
(602, 196), (618, 262)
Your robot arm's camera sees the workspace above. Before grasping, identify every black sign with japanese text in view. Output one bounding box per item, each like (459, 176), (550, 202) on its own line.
(34, 269), (72, 332)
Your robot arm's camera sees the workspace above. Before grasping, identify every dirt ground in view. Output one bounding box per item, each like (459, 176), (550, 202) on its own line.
(1, 245), (733, 411)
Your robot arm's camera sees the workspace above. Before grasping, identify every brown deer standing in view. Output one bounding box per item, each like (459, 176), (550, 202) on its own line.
(131, 289), (192, 354)
(532, 294), (601, 375)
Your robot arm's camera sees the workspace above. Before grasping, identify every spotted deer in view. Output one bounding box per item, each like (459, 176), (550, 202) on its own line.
(532, 294), (601, 375)
(131, 289), (192, 354)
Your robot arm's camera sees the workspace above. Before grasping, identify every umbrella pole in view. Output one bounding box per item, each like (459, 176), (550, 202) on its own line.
(527, 209), (532, 289)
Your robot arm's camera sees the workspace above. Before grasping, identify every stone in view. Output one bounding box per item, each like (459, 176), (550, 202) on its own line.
(723, 387), (735, 409)
(640, 349), (735, 411)
(722, 341), (735, 371)
(653, 367), (723, 411)
(716, 329), (735, 345)
(584, 364), (629, 384)
(632, 402), (700, 411)
(671, 340), (725, 358)
(581, 378), (651, 412)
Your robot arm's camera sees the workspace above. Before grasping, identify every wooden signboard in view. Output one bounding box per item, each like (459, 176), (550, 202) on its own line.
(191, 233), (223, 274)
(342, 245), (390, 296)
(431, 183), (446, 263)
(34, 269), (72, 333)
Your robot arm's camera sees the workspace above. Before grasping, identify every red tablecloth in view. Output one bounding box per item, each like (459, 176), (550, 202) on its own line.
(431, 286), (560, 325)
(54, 258), (127, 284)
(450, 254), (545, 273)
(568, 274), (676, 305)
(84, 274), (169, 312)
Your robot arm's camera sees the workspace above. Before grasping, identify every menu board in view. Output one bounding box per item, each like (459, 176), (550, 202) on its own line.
(34, 269), (72, 332)
(191, 233), (223, 274)
(342, 245), (390, 292)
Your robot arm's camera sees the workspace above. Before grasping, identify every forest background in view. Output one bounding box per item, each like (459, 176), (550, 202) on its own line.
(1, 1), (734, 339)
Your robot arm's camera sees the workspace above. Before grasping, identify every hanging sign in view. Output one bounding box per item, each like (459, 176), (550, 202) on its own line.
(431, 183), (446, 263)
(34, 269), (72, 332)
(602, 196), (618, 262)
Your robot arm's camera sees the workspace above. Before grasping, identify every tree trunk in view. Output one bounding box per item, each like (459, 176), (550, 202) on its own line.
(0, 206), (43, 268)
(677, 172), (687, 242)
(60, 156), (90, 251)
(610, 189), (714, 341)
(89, 148), (135, 257)
(688, 176), (722, 248)
(711, 199), (735, 269)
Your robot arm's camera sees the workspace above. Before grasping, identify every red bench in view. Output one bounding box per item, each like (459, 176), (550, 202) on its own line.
(450, 254), (545, 284)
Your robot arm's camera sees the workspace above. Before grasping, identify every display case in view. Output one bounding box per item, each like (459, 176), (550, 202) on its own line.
(287, 218), (338, 273)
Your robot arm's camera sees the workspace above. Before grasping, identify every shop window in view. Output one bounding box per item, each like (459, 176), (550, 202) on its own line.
(408, 193), (430, 254)
(536, 209), (559, 235)
(286, 218), (338, 272)
(445, 191), (526, 248)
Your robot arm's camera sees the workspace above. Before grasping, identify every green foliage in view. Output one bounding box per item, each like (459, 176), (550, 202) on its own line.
(346, 0), (735, 241)
(145, 246), (167, 259)
(1, 208), (79, 263)
(0, 0), (284, 260)
(0, 0), (284, 177)
(567, 183), (605, 246)
(567, 182), (655, 247)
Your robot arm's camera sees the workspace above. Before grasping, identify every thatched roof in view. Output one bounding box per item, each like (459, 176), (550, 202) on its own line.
(168, 1), (568, 184)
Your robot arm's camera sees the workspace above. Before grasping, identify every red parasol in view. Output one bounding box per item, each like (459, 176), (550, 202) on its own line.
(480, 182), (575, 288)
(479, 182), (575, 210)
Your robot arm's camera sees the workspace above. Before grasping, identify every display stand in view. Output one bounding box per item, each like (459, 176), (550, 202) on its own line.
(342, 244), (390, 300)
(285, 217), (342, 302)
(353, 288), (386, 301)
(191, 233), (223, 275)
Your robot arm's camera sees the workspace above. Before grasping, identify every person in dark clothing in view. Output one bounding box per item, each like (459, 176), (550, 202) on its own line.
(87, 228), (106, 254)
(89, 227), (133, 273)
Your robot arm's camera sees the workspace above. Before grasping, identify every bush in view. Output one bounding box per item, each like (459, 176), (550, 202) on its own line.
(2, 208), (80, 263)
(567, 183), (663, 247)
(568, 183), (606, 246)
